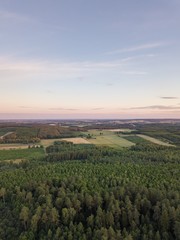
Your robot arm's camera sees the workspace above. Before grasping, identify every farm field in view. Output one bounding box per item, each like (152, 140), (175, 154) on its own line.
(0, 143), (29, 150)
(84, 130), (134, 148)
(138, 134), (175, 147)
(0, 148), (44, 161)
(41, 137), (91, 147)
(40, 139), (61, 147)
(61, 137), (90, 144)
(107, 128), (133, 132)
(122, 135), (150, 144)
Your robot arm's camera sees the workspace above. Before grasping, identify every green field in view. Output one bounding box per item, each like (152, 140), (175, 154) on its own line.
(138, 134), (175, 147)
(0, 148), (44, 161)
(122, 135), (150, 144)
(83, 130), (134, 148)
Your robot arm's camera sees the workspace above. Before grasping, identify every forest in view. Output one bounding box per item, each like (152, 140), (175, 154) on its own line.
(0, 121), (180, 240)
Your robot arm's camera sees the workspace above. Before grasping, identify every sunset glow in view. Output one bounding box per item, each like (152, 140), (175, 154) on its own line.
(0, 0), (180, 119)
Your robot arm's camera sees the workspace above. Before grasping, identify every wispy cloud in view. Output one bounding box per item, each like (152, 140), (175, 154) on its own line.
(106, 42), (167, 55)
(128, 105), (180, 110)
(120, 54), (156, 62)
(0, 56), (147, 79)
(120, 71), (147, 75)
(160, 96), (178, 99)
(48, 108), (79, 111)
(0, 10), (35, 23)
(18, 106), (33, 109)
(46, 90), (54, 94)
(0, 58), (122, 71)
(106, 83), (114, 86)
(91, 108), (104, 111)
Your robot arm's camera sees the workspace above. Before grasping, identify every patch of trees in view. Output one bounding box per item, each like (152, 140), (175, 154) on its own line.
(45, 142), (116, 162)
(44, 141), (180, 164)
(0, 137), (40, 144)
(0, 125), (80, 143)
(37, 125), (79, 139)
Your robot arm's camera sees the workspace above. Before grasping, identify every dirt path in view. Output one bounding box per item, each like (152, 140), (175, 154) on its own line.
(0, 132), (14, 139)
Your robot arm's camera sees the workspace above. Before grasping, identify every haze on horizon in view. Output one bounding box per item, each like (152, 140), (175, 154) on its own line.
(0, 0), (180, 119)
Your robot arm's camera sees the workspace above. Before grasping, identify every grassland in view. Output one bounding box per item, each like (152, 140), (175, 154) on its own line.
(122, 135), (150, 144)
(83, 130), (134, 148)
(0, 148), (44, 161)
(138, 134), (175, 147)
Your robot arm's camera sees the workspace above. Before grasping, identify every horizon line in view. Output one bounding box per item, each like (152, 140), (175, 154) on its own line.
(0, 118), (180, 121)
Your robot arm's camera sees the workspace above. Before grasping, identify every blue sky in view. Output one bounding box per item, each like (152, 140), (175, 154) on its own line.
(0, 0), (180, 119)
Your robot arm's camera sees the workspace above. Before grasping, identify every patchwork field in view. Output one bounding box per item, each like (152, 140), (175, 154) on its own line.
(83, 130), (134, 148)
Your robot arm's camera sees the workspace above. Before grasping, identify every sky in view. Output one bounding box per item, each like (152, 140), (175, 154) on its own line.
(0, 0), (180, 119)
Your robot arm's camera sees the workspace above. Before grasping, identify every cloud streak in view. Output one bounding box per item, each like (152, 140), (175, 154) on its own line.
(0, 10), (35, 24)
(48, 108), (79, 111)
(160, 96), (178, 99)
(91, 108), (104, 111)
(18, 106), (33, 109)
(0, 56), (147, 80)
(128, 105), (180, 110)
(106, 42), (167, 55)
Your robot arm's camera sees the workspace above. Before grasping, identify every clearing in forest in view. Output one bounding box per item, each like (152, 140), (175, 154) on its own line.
(84, 130), (134, 148)
(138, 134), (175, 147)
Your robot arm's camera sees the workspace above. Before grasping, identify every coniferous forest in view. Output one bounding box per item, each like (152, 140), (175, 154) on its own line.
(0, 121), (180, 240)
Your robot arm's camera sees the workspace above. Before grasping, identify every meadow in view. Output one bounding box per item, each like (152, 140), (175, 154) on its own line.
(83, 130), (134, 148)
(0, 147), (44, 161)
(138, 134), (175, 147)
(122, 135), (150, 144)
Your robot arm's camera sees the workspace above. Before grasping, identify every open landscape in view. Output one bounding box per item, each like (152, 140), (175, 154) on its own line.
(1, 0), (180, 239)
(0, 119), (180, 239)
